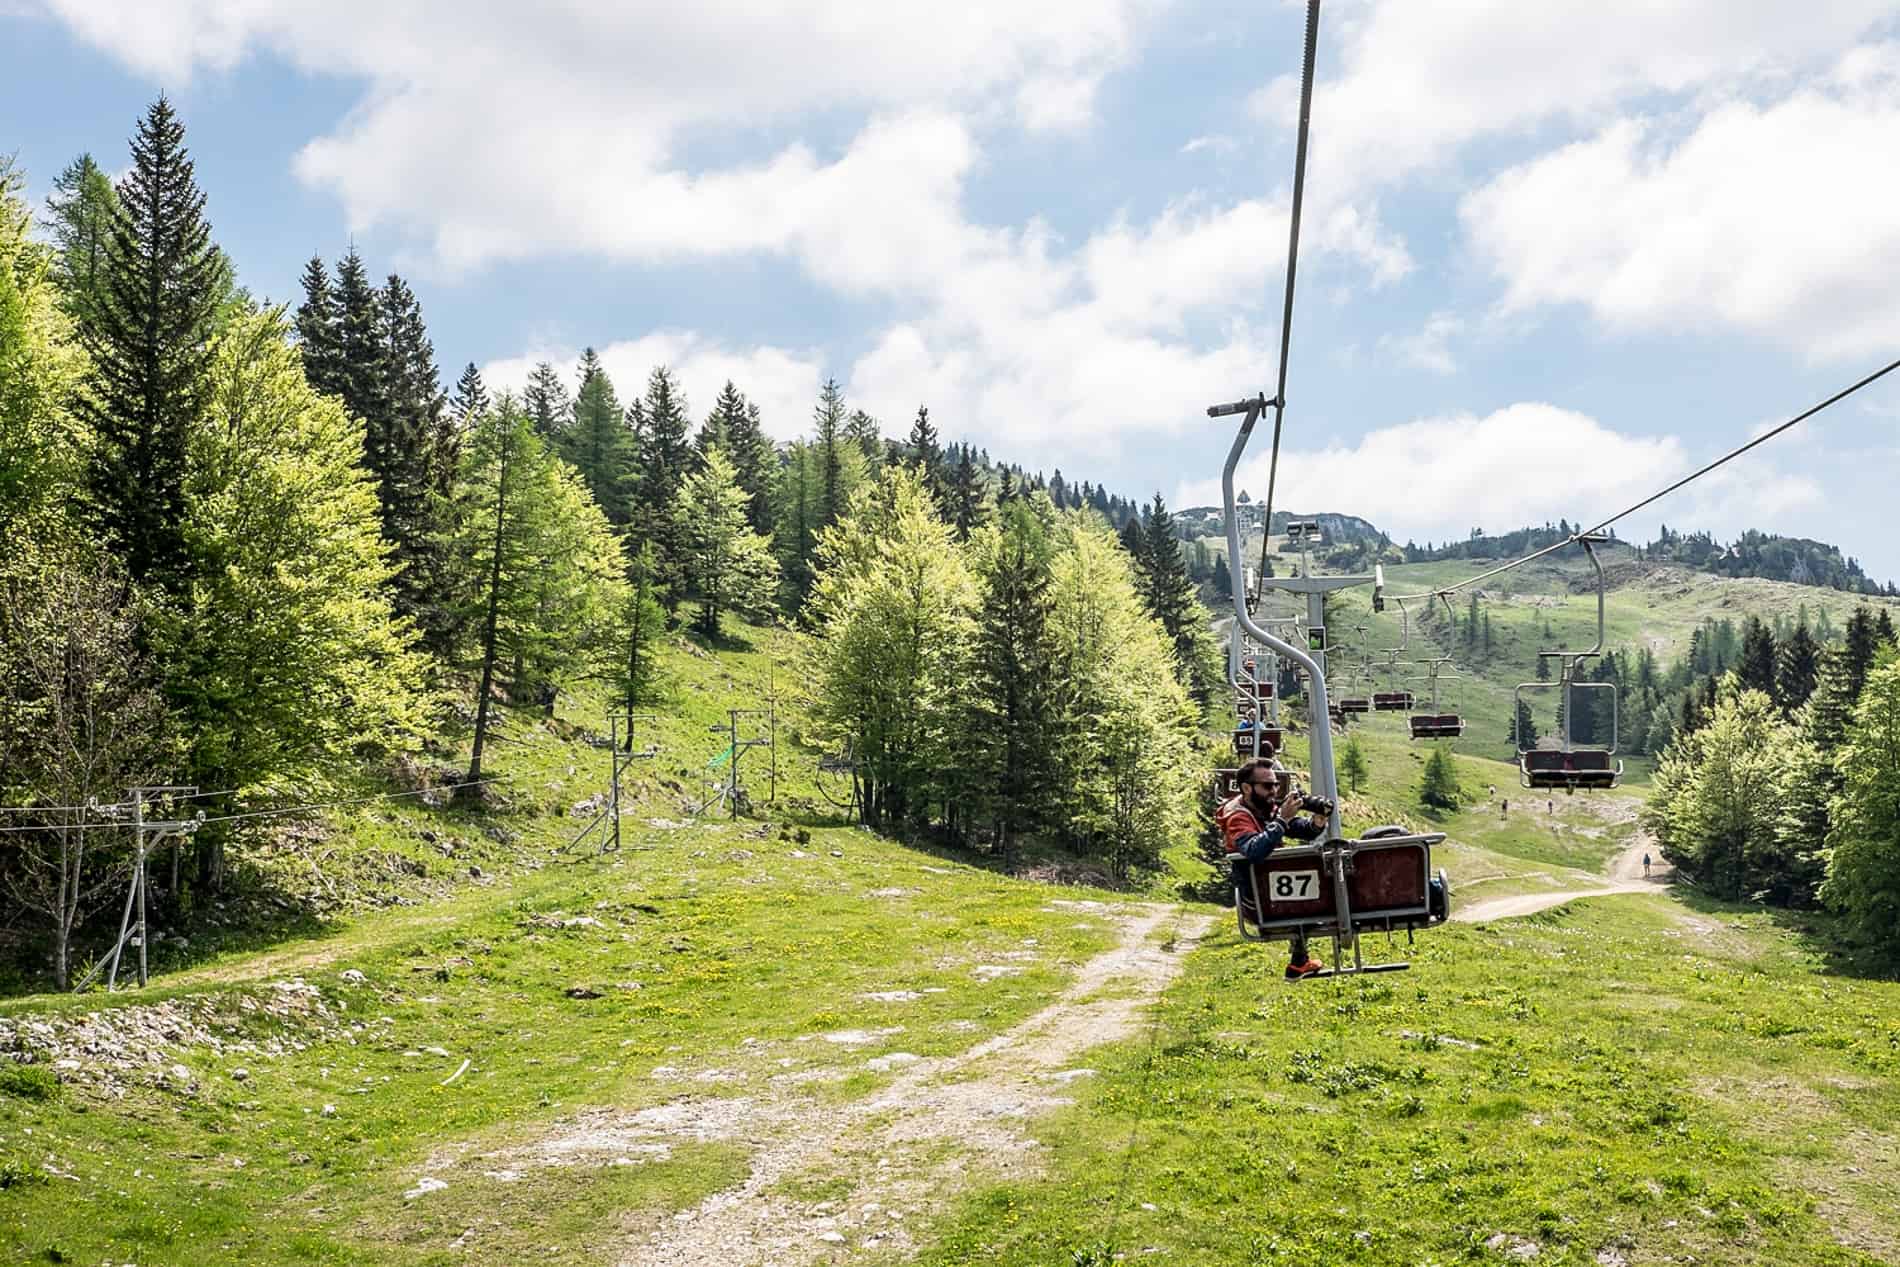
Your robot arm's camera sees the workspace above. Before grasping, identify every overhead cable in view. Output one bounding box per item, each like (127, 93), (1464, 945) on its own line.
(1254, 0), (1323, 606)
(1389, 352), (1900, 604)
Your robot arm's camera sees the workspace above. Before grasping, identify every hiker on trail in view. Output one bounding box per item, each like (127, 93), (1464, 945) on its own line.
(1643, 852), (1652, 877)
(1501, 799), (1509, 817)
(1548, 800), (1553, 814)
(1217, 757), (1329, 980)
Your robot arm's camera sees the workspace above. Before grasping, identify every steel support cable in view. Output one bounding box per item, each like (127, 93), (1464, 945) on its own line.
(1387, 352), (1900, 605)
(1252, 0), (1322, 611)
(0, 777), (513, 834)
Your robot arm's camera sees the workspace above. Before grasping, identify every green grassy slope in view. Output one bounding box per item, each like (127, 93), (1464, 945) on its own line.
(1210, 536), (1900, 765)
(900, 895), (1900, 1267)
(4, 611), (1896, 1266)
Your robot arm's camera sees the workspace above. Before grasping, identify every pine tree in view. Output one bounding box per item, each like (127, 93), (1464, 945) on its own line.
(1877, 608), (1897, 649)
(1137, 495), (1218, 704)
(1118, 514), (1143, 557)
(1842, 606), (1880, 700)
(1418, 745), (1461, 810)
(375, 272), (446, 624)
(79, 96), (224, 592)
(1736, 616), (1778, 701)
(906, 405), (943, 503)
(41, 153), (120, 328)
(962, 502), (1060, 860)
(523, 360), (570, 445)
(845, 408), (881, 468)
(726, 398), (776, 536)
(813, 378), (848, 528)
(332, 247), (387, 444)
(669, 446), (779, 639)
(949, 443), (984, 541)
(1213, 552), (1232, 599)
(566, 348), (633, 524)
(1777, 620), (1821, 711)
(773, 439), (817, 609)
(634, 366), (695, 594)
(1338, 736), (1369, 794)
(293, 254), (343, 397)
(450, 362), (489, 423)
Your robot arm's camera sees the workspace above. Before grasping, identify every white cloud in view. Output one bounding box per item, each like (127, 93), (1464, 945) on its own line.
(1378, 311), (1463, 375)
(1175, 404), (1688, 544)
(1461, 50), (1900, 363)
(1255, 0), (1897, 197)
(1180, 134), (1237, 156)
(483, 335), (825, 444)
(40, 0), (1156, 270)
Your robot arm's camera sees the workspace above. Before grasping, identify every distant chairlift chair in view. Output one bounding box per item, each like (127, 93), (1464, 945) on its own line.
(1515, 535), (1623, 791)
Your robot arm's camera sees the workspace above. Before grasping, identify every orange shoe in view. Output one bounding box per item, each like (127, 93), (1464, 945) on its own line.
(1284, 958), (1325, 981)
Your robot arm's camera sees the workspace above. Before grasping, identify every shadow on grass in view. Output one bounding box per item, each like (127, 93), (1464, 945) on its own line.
(1673, 885), (1900, 982)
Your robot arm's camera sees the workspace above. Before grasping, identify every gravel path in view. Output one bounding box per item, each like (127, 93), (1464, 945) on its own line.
(584, 902), (1213, 1267)
(1454, 833), (1671, 923)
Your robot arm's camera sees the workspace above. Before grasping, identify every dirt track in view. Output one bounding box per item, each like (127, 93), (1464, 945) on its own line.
(1453, 835), (1671, 923)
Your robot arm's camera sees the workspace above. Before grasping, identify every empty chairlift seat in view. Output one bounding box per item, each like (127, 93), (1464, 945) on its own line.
(1372, 691), (1415, 712)
(1409, 713), (1464, 739)
(1519, 748), (1622, 790)
(1338, 697), (1372, 715)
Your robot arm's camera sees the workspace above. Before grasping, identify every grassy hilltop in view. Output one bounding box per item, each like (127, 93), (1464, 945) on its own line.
(0, 616), (1896, 1266)
(1212, 535), (1900, 767)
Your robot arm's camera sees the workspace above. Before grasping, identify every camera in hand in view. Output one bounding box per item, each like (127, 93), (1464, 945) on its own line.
(1295, 792), (1336, 820)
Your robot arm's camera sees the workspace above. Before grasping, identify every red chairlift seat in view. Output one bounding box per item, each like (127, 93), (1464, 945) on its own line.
(1338, 697), (1372, 715)
(1519, 748), (1622, 790)
(1409, 713), (1464, 739)
(1372, 691), (1415, 712)
(1233, 828), (1451, 955)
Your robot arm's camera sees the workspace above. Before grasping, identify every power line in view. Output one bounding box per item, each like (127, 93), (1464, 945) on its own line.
(1388, 352), (1900, 605)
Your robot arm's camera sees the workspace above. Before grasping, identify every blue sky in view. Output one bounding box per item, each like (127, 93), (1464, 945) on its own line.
(6, 0), (1899, 579)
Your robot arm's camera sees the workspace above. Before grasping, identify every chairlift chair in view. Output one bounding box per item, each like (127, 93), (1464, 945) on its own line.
(1232, 826), (1453, 974)
(1515, 536), (1623, 790)
(1409, 648), (1465, 739)
(1203, 2), (1450, 978)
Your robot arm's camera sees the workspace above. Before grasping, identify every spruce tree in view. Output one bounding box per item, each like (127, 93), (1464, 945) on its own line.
(949, 443), (984, 541)
(375, 271), (448, 630)
(1419, 745), (1461, 810)
(1877, 607), (1897, 649)
(906, 405), (943, 503)
(813, 378), (848, 528)
(80, 96), (224, 592)
(1777, 621), (1821, 711)
(964, 502), (1060, 860)
(523, 360), (570, 445)
(1842, 606), (1879, 700)
(333, 247), (387, 442)
(1736, 616), (1778, 702)
(635, 365), (693, 524)
(42, 153), (120, 328)
(450, 361), (489, 423)
(1138, 495), (1218, 705)
(845, 408), (881, 467)
(293, 254), (343, 398)
(725, 397), (776, 536)
(567, 348), (633, 524)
